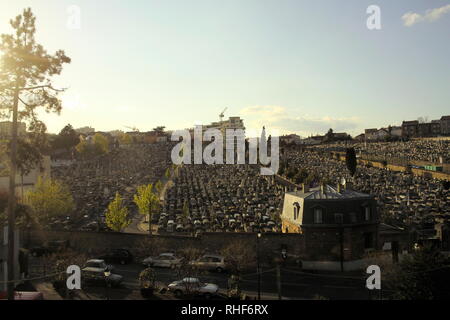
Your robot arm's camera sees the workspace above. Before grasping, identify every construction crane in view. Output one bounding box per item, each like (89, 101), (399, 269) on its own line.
(124, 126), (139, 132)
(219, 107), (228, 123)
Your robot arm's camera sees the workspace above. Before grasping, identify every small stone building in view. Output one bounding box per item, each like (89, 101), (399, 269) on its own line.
(281, 184), (380, 271)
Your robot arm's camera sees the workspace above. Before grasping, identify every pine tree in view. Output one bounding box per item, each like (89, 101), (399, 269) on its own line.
(0, 8), (70, 299)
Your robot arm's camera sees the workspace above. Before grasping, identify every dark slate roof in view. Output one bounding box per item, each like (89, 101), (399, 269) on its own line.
(289, 185), (372, 200)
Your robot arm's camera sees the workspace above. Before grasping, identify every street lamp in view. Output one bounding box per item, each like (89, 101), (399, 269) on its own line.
(256, 231), (262, 300)
(104, 270), (111, 300)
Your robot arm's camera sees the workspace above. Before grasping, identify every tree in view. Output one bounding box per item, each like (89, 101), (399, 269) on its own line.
(105, 192), (131, 232)
(153, 126), (166, 134)
(387, 246), (450, 300)
(133, 184), (159, 235)
(93, 133), (109, 153)
(0, 191), (30, 227)
(182, 200), (190, 221)
(139, 267), (156, 291)
(165, 167), (171, 179)
(16, 137), (43, 198)
(417, 116), (429, 124)
(294, 168), (309, 184)
(324, 128), (334, 142)
(221, 240), (256, 276)
(52, 124), (79, 150)
(154, 180), (163, 196)
(25, 177), (74, 224)
(345, 147), (357, 177)
(0, 8), (70, 299)
(118, 132), (132, 146)
(75, 133), (109, 158)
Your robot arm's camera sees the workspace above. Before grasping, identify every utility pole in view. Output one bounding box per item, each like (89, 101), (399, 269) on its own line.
(7, 85), (20, 300)
(339, 223), (344, 272)
(276, 263), (282, 300)
(256, 232), (261, 300)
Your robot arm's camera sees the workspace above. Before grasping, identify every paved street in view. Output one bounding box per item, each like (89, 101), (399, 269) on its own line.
(109, 262), (371, 300)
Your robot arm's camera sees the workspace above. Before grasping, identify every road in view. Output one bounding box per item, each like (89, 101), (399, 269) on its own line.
(111, 262), (372, 300)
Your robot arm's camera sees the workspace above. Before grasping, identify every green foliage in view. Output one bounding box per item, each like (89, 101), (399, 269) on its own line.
(388, 246), (450, 300)
(105, 192), (131, 232)
(16, 137), (43, 176)
(0, 7), (71, 126)
(154, 180), (163, 195)
(133, 184), (159, 235)
(286, 167), (297, 180)
(165, 167), (171, 179)
(75, 133), (109, 157)
(25, 177), (74, 224)
(118, 132), (132, 145)
(139, 268), (156, 289)
(52, 124), (79, 150)
(345, 147), (357, 176)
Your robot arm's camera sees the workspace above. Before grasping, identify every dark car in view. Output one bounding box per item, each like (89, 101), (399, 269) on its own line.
(29, 240), (70, 257)
(82, 269), (123, 288)
(97, 249), (133, 265)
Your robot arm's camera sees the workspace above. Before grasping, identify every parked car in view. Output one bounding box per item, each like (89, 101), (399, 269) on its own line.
(168, 277), (219, 299)
(82, 269), (123, 287)
(189, 254), (226, 273)
(29, 240), (70, 257)
(142, 253), (183, 268)
(97, 249), (133, 265)
(82, 259), (114, 273)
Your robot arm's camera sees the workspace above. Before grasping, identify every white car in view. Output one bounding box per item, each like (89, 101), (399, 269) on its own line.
(142, 253), (183, 268)
(82, 259), (114, 273)
(189, 254), (226, 273)
(168, 277), (219, 299)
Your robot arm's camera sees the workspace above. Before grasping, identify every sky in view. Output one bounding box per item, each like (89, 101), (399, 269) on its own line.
(0, 0), (449, 137)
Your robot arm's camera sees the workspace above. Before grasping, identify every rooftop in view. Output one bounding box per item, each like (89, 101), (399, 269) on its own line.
(288, 185), (372, 200)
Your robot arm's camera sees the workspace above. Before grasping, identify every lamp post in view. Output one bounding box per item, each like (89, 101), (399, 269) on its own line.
(256, 231), (261, 300)
(104, 270), (111, 300)
(339, 222), (344, 273)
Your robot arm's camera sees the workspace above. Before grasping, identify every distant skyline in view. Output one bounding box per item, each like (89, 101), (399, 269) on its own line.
(1, 0), (449, 136)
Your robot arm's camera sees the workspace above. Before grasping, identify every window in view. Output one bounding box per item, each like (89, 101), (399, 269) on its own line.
(313, 208), (323, 224)
(364, 207), (371, 221)
(334, 213), (344, 224)
(293, 202), (300, 220)
(350, 212), (357, 223)
(364, 232), (374, 249)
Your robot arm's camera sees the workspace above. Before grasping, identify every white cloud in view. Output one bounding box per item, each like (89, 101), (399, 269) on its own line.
(402, 4), (450, 27)
(240, 105), (286, 118)
(402, 12), (424, 27)
(426, 4), (450, 21)
(238, 105), (361, 137)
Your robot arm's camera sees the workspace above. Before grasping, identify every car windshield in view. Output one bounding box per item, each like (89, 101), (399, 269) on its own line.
(86, 261), (105, 268)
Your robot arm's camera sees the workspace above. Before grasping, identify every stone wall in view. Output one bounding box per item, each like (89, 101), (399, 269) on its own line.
(28, 230), (307, 262)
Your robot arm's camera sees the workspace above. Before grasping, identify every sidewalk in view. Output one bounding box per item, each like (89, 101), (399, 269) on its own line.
(33, 281), (63, 300)
(218, 289), (296, 300)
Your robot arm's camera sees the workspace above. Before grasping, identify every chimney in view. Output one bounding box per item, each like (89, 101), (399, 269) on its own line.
(337, 183), (341, 193)
(346, 182), (353, 190)
(320, 184), (325, 194)
(302, 183), (309, 193)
